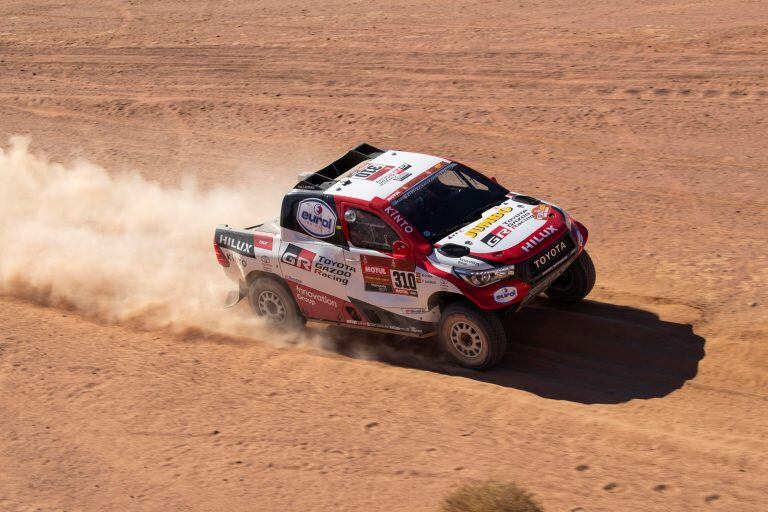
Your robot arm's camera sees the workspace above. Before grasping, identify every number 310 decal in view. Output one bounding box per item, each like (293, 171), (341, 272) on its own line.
(392, 270), (417, 292)
(361, 254), (419, 297)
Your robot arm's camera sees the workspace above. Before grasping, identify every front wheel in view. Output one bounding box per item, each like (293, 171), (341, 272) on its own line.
(247, 277), (306, 329)
(544, 249), (596, 303)
(438, 302), (507, 370)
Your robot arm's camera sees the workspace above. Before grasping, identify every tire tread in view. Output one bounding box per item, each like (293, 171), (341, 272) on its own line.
(439, 302), (507, 370)
(545, 250), (596, 303)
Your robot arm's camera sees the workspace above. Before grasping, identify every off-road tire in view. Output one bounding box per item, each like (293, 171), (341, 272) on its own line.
(248, 277), (306, 328)
(544, 249), (596, 303)
(438, 302), (507, 370)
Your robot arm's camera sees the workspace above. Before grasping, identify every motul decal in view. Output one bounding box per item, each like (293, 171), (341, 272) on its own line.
(520, 226), (558, 253)
(361, 254), (418, 296)
(253, 233), (274, 251)
(280, 243), (316, 271)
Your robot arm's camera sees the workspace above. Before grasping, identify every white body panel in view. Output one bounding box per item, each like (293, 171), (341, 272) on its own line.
(437, 197), (552, 256)
(325, 150), (448, 202)
(217, 225), (461, 333)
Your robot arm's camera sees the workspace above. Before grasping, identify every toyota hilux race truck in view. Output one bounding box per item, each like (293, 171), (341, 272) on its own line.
(214, 143), (595, 370)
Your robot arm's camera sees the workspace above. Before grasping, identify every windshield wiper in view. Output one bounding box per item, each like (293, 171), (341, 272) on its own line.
(432, 220), (474, 241)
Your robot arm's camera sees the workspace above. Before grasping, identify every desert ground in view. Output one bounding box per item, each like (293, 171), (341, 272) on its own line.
(1, 1), (767, 511)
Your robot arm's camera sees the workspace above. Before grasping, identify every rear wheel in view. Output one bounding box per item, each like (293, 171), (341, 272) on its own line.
(438, 302), (507, 370)
(248, 277), (306, 328)
(545, 250), (596, 303)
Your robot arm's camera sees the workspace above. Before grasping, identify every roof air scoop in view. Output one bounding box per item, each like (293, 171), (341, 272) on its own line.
(438, 244), (470, 258)
(511, 194), (541, 205)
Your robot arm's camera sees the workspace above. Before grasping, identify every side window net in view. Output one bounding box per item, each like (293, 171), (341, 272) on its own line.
(348, 209), (399, 252)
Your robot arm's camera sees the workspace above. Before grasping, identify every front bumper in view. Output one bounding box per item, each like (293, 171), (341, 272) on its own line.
(463, 223), (585, 311)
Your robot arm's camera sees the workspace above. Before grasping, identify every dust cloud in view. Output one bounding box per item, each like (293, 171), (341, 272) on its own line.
(0, 136), (304, 343)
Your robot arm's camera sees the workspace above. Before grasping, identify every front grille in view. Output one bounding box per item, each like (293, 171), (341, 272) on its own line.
(522, 233), (576, 282)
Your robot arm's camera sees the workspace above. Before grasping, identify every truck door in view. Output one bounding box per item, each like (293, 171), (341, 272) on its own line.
(339, 205), (430, 333)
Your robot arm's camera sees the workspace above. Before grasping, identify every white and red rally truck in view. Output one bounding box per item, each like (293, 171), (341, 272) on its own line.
(214, 143), (594, 370)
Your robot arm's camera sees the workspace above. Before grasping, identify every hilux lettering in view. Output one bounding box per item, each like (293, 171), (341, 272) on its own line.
(520, 226), (558, 253)
(218, 233), (254, 257)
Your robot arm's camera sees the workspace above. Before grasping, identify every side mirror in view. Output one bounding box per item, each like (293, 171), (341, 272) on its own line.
(392, 240), (412, 260)
(490, 176), (498, 183)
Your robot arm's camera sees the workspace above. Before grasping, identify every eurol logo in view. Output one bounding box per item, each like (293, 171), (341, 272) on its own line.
(296, 198), (337, 238)
(493, 286), (518, 304)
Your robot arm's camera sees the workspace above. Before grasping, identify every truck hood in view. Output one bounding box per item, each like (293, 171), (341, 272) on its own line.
(434, 197), (569, 263)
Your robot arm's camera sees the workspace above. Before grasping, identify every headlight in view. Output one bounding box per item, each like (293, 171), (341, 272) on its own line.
(454, 265), (515, 287)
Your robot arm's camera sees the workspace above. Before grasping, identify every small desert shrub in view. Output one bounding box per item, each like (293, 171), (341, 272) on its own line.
(441, 480), (543, 512)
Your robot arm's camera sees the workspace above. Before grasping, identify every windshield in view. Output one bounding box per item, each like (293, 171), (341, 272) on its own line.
(391, 162), (509, 243)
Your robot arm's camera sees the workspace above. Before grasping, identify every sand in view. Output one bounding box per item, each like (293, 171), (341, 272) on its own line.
(1, 1), (767, 510)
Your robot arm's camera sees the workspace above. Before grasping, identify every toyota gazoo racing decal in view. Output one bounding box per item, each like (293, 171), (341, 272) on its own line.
(280, 244), (356, 285)
(296, 198), (337, 238)
(313, 256), (355, 286)
(361, 254), (419, 296)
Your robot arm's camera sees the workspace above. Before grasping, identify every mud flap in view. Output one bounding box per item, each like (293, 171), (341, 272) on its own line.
(224, 288), (246, 309)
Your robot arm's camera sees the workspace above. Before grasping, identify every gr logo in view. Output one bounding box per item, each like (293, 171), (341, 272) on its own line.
(481, 225), (512, 247)
(280, 244), (316, 271)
